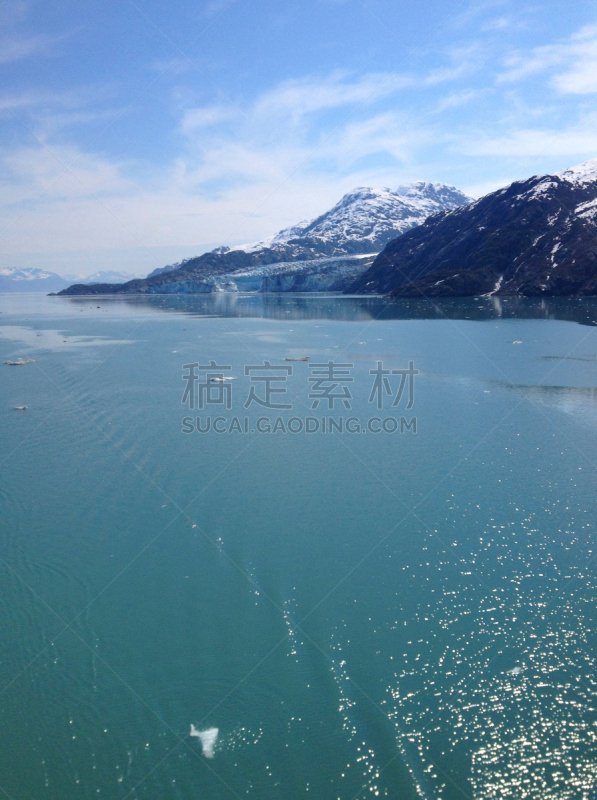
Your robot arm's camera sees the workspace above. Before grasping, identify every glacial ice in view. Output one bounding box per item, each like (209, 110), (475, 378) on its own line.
(190, 725), (219, 758)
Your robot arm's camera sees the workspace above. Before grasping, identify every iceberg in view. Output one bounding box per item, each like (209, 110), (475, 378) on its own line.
(190, 724), (219, 758)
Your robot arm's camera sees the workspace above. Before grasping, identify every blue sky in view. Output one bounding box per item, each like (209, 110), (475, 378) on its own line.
(2, 0), (597, 276)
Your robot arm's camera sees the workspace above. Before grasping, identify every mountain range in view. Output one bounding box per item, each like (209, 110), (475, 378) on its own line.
(49, 159), (597, 298)
(351, 158), (597, 297)
(0, 268), (136, 293)
(56, 183), (472, 295)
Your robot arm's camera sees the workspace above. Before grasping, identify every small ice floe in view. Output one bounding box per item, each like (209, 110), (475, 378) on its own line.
(190, 725), (219, 758)
(285, 356), (309, 361)
(507, 666), (525, 675)
(210, 377), (236, 382)
(4, 359), (37, 365)
(512, 341), (522, 344)
(13, 406), (27, 411)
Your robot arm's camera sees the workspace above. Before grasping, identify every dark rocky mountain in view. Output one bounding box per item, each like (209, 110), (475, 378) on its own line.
(56, 183), (471, 295)
(349, 158), (597, 297)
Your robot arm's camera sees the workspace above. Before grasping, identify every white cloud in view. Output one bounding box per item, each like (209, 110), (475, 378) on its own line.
(0, 33), (54, 64)
(180, 66), (468, 138)
(460, 119), (597, 158)
(181, 105), (235, 133)
(499, 23), (597, 94)
(482, 16), (512, 32)
(176, 72), (437, 194)
(251, 71), (414, 122)
(0, 71), (439, 267)
(552, 25), (597, 94)
(1, 144), (132, 202)
(436, 88), (489, 112)
(0, 55), (556, 274)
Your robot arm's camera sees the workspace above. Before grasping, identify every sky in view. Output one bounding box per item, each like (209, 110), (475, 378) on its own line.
(2, 0), (597, 277)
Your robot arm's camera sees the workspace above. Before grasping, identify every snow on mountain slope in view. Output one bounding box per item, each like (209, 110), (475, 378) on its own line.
(557, 158), (597, 185)
(234, 220), (313, 253)
(1, 268), (55, 281)
(232, 182), (472, 255)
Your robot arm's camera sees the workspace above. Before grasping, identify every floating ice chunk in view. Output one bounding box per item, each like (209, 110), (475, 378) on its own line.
(508, 666), (524, 675)
(190, 725), (219, 758)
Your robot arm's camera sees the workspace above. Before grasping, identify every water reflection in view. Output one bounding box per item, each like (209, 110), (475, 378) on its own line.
(57, 293), (597, 326)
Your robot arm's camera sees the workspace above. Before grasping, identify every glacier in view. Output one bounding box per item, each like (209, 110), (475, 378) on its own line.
(145, 254), (376, 294)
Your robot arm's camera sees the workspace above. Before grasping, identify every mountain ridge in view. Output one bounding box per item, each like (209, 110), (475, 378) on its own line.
(348, 159), (597, 298)
(56, 182), (472, 295)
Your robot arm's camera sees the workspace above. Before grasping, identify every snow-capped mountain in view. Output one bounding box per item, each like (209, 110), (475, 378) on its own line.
(0, 268), (71, 292)
(350, 158), (597, 297)
(556, 157), (597, 185)
(233, 220), (313, 254)
(79, 270), (137, 283)
(60, 182), (471, 295)
(232, 182), (472, 256)
(0, 267), (138, 292)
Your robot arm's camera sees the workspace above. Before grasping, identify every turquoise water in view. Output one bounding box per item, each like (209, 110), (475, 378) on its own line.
(2, 293), (597, 799)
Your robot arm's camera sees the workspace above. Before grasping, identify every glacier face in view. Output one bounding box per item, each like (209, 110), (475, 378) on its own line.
(145, 254), (376, 294)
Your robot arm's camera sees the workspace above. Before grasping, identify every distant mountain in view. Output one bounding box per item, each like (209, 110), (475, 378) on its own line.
(57, 183), (472, 295)
(349, 159), (597, 297)
(0, 268), (71, 293)
(79, 270), (137, 284)
(0, 267), (139, 293)
(146, 258), (199, 279)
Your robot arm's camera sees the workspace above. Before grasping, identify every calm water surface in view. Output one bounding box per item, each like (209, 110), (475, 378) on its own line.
(2, 293), (597, 799)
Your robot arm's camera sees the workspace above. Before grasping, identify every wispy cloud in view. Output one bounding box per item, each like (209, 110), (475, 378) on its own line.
(180, 105), (235, 133)
(499, 23), (597, 94)
(2, 10), (597, 276)
(0, 33), (54, 64)
(0, 70), (442, 262)
(436, 88), (490, 112)
(459, 115), (597, 158)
